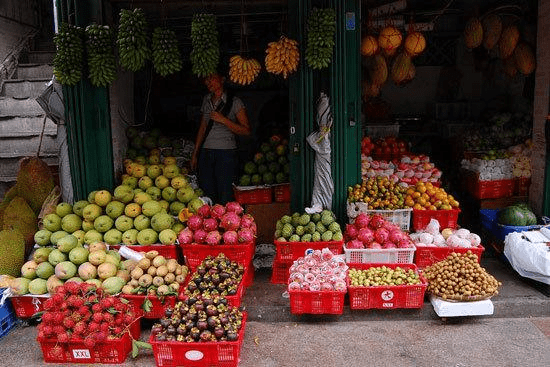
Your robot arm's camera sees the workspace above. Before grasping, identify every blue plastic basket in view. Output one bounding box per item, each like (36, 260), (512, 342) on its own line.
(479, 209), (541, 241)
(0, 289), (16, 340)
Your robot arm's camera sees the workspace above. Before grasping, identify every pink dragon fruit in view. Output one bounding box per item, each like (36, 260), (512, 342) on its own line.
(374, 228), (389, 244)
(238, 228), (255, 243)
(345, 224), (358, 240)
(239, 214), (255, 228)
(369, 242), (382, 249)
(357, 227), (374, 245)
(187, 215), (203, 231)
(177, 228), (193, 244)
(210, 204), (226, 219)
(225, 201), (244, 215)
(388, 229), (405, 244)
(197, 204), (211, 218)
(193, 229), (208, 244)
(397, 238), (412, 248)
(220, 212), (241, 231)
(202, 218), (218, 232)
(249, 222), (257, 234)
(354, 213), (370, 229)
(384, 241), (397, 249)
(369, 214), (386, 230)
(346, 239), (364, 249)
(222, 230), (239, 245)
(205, 231), (222, 246)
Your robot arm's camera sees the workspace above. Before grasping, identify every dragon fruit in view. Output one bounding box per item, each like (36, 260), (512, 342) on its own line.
(205, 231), (222, 246)
(197, 204), (211, 218)
(345, 224), (358, 240)
(388, 229), (405, 244)
(220, 212), (241, 231)
(369, 214), (386, 229)
(177, 228), (193, 244)
(369, 241), (382, 249)
(357, 228), (374, 245)
(225, 201), (244, 215)
(346, 239), (364, 249)
(238, 228), (255, 243)
(249, 222), (257, 234)
(222, 230), (239, 245)
(354, 213), (370, 229)
(187, 215), (203, 231)
(202, 218), (218, 232)
(210, 204), (226, 219)
(240, 214), (255, 228)
(193, 229), (208, 244)
(374, 228), (389, 244)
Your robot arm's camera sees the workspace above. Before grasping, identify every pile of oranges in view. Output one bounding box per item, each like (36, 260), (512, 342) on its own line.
(403, 181), (460, 210)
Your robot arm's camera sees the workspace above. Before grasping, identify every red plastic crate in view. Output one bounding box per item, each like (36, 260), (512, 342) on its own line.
(273, 183), (291, 202)
(38, 319), (141, 364)
(233, 186), (272, 204)
(10, 295), (48, 318)
(346, 263), (427, 310)
(150, 312), (247, 367)
(109, 244), (179, 260)
(412, 208), (460, 231)
(270, 259), (292, 284)
(243, 262), (254, 287)
(181, 241), (255, 271)
(288, 289), (346, 315)
(274, 239), (344, 263)
(122, 294), (178, 319)
(414, 244), (485, 268)
(468, 178), (515, 199)
(179, 272), (246, 308)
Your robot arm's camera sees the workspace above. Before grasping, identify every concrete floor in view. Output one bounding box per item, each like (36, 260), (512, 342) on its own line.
(1, 255), (550, 366)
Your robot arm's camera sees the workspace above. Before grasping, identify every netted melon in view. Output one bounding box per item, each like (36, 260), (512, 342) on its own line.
(404, 32), (426, 57)
(391, 53), (413, 85)
(482, 14), (502, 50)
(365, 54), (388, 86)
(378, 26), (402, 51)
(464, 17), (483, 49)
(514, 42), (535, 75)
(498, 25), (520, 59)
(361, 35), (378, 57)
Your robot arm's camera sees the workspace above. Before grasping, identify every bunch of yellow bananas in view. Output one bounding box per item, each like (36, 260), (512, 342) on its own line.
(229, 55), (261, 85)
(265, 36), (299, 78)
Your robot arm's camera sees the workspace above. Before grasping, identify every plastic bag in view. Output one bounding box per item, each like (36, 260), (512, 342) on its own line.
(504, 232), (550, 285)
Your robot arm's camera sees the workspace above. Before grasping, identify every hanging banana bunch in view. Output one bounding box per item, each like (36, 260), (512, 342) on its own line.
(117, 8), (149, 72)
(152, 27), (182, 77)
(190, 13), (220, 78)
(85, 24), (116, 87)
(53, 22), (84, 86)
(265, 36), (299, 79)
(305, 8), (336, 70)
(229, 55), (261, 85)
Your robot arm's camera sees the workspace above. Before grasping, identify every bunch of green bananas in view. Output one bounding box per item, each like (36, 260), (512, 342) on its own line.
(85, 24), (116, 87)
(152, 27), (182, 77)
(190, 13), (219, 77)
(117, 8), (149, 72)
(305, 8), (336, 70)
(53, 22), (84, 86)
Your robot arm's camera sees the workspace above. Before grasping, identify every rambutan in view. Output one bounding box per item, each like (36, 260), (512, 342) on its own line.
(92, 313), (103, 323)
(88, 322), (100, 333)
(57, 332), (70, 343)
(91, 303), (102, 313)
(63, 318), (75, 330)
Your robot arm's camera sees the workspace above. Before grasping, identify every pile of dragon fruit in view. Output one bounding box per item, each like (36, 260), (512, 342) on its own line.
(177, 202), (257, 246)
(287, 248), (348, 292)
(344, 213), (413, 250)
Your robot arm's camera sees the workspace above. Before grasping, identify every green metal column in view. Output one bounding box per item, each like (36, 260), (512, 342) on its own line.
(56, 0), (114, 200)
(288, 0), (361, 221)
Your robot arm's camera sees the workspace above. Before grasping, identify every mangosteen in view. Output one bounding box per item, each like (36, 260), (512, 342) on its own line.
(197, 265), (207, 276)
(219, 313), (229, 325)
(226, 329), (238, 341)
(190, 327), (200, 340)
(179, 304), (189, 315)
(165, 308), (174, 318)
(218, 282), (227, 291)
(211, 274), (221, 286)
(220, 272), (230, 280)
(185, 319), (195, 331)
(166, 325), (176, 336)
(185, 335), (195, 342)
(209, 267), (218, 275)
(200, 330), (212, 342)
(166, 335), (175, 341)
(202, 273), (212, 282)
(203, 296), (213, 306)
(176, 335), (184, 342)
(211, 289), (220, 296)
(151, 324), (163, 334)
(194, 300), (205, 312)
(206, 304), (218, 317)
(156, 332), (167, 341)
(214, 325), (225, 339)
(227, 286), (237, 295)
(198, 282), (208, 292)
(187, 308), (198, 321)
(187, 281), (198, 292)
(207, 316), (219, 328)
(176, 325), (186, 335)
(186, 296), (197, 306)
(196, 318), (208, 331)
(218, 297), (228, 306)
(171, 318), (180, 327)
(198, 310), (207, 320)
(160, 318), (171, 328)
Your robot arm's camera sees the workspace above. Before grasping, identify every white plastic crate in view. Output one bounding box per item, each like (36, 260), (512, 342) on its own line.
(343, 243), (415, 264)
(347, 202), (412, 231)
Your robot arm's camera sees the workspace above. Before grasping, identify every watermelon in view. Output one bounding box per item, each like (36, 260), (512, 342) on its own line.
(497, 204), (537, 226)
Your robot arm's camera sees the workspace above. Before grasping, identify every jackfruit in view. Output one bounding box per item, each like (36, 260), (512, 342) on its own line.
(2, 196), (38, 256)
(0, 229), (26, 277)
(15, 157), (54, 214)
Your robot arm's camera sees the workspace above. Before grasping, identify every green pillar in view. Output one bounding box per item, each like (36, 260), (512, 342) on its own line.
(56, 0), (114, 200)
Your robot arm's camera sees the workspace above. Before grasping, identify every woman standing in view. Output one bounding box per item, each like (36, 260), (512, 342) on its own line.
(191, 74), (250, 204)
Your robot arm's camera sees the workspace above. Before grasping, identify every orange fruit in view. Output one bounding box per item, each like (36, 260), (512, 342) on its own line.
(412, 192), (421, 199)
(413, 203), (423, 210)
